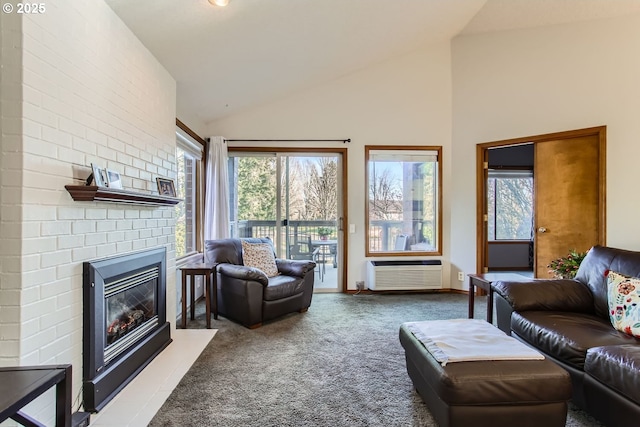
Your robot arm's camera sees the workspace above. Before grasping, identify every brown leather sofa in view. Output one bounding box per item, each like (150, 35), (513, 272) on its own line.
(204, 238), (316, 328)
(494, 245), (640, 426)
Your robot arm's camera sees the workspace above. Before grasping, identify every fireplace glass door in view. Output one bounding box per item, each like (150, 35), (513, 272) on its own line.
(104, 267), (159, 364)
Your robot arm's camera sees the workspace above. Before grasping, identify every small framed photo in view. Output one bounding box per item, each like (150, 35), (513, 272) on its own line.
(106, 169), (122, 189)
(156, 177), (176, 197)
(90, 163), (106, 187)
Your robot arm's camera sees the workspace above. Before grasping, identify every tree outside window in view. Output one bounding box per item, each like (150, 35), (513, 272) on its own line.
(228, 155), (339, 242)
(487, 170), (533, 241)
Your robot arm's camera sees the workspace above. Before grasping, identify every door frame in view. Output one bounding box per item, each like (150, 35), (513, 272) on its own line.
(229, 146), (349, 292)
(475, 126), (606, 275)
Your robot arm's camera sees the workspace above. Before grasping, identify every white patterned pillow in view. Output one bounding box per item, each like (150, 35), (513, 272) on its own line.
(241, 241), (279, 278)
(607, 270), (640, 338)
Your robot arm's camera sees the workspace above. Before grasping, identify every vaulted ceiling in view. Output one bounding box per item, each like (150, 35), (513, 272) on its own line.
(105, 0), (640, 125)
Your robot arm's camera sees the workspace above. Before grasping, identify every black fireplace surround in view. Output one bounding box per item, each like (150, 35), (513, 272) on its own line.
(83, 247), (172, 412)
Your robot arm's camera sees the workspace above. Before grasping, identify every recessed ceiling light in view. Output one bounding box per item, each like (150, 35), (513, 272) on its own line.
(209, 0), (229, 6)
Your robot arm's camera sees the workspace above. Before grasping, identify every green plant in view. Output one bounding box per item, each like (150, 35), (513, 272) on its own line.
(317, 227), (332, 237)
(547, 249), (588, 279)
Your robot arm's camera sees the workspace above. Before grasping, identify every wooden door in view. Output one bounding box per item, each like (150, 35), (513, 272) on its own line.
(534, 134), (603, 277)
(479, 147), (490, 274)
(476, 127), (606, 278)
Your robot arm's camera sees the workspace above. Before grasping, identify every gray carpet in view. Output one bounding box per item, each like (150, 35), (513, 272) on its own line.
(150, 293), (603, 427)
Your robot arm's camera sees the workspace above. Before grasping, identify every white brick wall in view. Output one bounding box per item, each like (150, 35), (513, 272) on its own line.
(0, 9), (24, 367)
(1, 0), (177, 423)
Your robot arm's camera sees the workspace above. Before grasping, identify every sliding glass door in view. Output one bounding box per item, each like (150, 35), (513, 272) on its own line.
(228, 151), (343, 292)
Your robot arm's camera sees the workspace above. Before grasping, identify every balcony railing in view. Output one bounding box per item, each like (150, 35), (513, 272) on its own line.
(368, 219), (435, 252)
(232, 220), (337, 240)
(230, 220), (337, 259)
(230, 219), (435, 254)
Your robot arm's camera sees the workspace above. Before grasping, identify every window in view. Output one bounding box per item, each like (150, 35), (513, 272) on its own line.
(365, 146), (442, 256)
(175, 128), (204, 258)
(487, 170), (533, 241)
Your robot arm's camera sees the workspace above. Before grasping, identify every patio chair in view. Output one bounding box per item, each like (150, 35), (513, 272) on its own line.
(394, 234), (409, 251)
(290, 235), (323, 280)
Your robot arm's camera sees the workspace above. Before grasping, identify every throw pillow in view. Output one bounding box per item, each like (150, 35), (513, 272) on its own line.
(607, 270), (640, 338)
(241, 241), (279, 278)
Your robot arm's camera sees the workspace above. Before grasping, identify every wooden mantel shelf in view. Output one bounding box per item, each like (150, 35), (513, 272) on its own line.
(65, 185), (182, 206)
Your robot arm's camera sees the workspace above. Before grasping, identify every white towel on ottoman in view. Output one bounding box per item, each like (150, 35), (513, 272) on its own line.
(404, 318), (545, 366)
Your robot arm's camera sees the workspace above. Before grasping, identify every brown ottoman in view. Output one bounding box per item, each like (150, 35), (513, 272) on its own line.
(399, 322), (572, 427)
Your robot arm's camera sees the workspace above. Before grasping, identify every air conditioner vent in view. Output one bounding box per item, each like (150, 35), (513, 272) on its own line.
(366, 260), (442, 291)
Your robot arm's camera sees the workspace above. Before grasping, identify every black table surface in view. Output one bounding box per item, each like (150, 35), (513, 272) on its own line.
(0, 365), (69, 423)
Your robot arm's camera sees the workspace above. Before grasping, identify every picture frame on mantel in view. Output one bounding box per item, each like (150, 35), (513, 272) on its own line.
(156, 177), (176, 197)
(90, 163), (106, 187)
(106, 169), (122, 189)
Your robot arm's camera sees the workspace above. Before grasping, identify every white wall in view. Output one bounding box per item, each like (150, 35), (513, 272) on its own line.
(208, 13), (640, 292)
(0, 0), (176, 422)
(208, 42), (454, 290)
(176, 107), (207, 140)
(451, 13), (640, 281)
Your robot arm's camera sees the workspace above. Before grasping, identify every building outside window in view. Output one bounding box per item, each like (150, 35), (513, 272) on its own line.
(365, 146), (442, 256)
(175, 129), (203, 258)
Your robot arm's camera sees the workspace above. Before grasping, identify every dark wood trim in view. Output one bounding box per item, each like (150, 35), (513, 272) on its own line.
(364, 145), (443, 257)
(340, 148), (349, 294)
(478, 126), (606, 148)
(475, 144), (485, 275)
(176, 118), (206, 147)
(175, 118), (206, 252)
(65, 185), (181, 206)
(598, 128), (607, 244)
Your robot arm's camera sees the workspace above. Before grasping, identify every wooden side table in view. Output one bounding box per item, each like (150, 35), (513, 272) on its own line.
(0, 365), (72, 427)
(468, 273), (530, 323)
(180, 262), (218, 329)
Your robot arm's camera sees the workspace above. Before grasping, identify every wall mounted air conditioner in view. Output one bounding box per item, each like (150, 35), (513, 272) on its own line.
(366, 260), (442, 291)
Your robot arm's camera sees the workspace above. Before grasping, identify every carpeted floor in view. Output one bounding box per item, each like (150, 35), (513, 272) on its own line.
(149, 293), (603, 427)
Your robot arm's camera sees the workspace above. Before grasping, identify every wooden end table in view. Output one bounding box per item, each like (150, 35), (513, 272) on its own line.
(180, 262), (218, 329)
(468, 273), (531, 323)
(0, 365), (72, 427)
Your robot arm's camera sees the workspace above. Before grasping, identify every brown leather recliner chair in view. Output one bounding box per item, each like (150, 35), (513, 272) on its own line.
(204, 237), (316, 328)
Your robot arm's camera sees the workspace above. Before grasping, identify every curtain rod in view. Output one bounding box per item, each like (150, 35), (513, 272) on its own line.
(223, 138), (351, 144)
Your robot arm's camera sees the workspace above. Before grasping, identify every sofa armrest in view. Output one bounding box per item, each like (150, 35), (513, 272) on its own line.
(493, 279), (594, 313)
(276, 259), (316, 278)
(218, 264), (268, 286)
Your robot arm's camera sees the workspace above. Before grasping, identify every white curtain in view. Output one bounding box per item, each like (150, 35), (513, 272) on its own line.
(204, 136), (230, 240)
